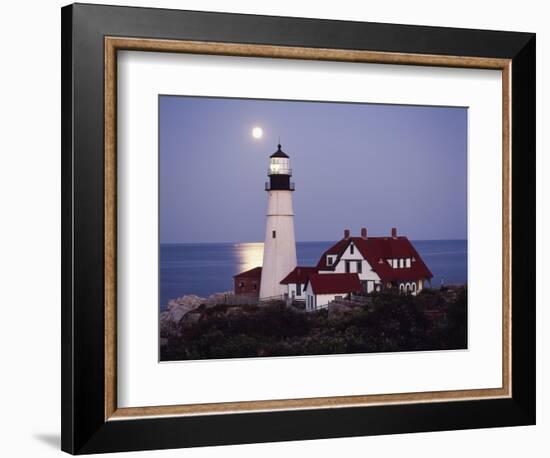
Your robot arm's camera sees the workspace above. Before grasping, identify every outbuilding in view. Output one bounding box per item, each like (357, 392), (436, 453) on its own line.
(279, 266), (318, 303)
(233, 266), (262, 296)
(304, 272), (362, 311)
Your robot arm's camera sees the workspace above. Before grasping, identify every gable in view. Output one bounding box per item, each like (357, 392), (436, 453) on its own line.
(316, 238), (351, 270)
(341, 241), (365, 260)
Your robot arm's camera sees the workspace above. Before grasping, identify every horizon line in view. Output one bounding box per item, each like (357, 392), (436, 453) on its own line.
(160, 238), (468, 245)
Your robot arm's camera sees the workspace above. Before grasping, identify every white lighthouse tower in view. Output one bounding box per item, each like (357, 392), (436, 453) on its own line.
(259, 144), (298, 300)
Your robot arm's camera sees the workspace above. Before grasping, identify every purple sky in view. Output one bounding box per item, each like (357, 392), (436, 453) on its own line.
(160, 96), (467, 243)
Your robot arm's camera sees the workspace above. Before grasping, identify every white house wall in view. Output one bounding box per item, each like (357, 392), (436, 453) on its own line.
(305, 282), (315, 310)
(314, 293), (340, 308)
(304, 283), (345, 310)
(287, 283), (306, 300)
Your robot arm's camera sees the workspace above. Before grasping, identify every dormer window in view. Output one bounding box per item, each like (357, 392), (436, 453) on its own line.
(326, 255), (334, 266)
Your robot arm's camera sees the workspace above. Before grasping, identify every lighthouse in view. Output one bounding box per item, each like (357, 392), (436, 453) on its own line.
(259, 144), (298, 300)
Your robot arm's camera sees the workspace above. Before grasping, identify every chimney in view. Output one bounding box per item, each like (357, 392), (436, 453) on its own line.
(391, 227), (397, 239)
(361, 227), (368, 239)
(344, 229), (350, 239)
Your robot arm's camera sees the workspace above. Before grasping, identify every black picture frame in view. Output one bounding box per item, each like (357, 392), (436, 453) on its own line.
(61, 3), (535, 454)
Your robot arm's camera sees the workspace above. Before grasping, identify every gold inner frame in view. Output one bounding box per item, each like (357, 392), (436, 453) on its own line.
(104, 37), (512, 421)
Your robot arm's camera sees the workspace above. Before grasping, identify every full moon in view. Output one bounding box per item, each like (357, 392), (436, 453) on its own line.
(252, 127), (263, 139)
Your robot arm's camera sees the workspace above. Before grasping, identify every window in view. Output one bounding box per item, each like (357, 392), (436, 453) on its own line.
(253, 283), (257, 290)
(272, 230), (276, 238)
(399, 258), (404, 268)
(239, 281), (244, 288)
(296, 283), (301, 295)
(350, 244), (354, 255)
(357, 261), (362, 273)
(406, 258), (411, 268)
(345, 261), (351, 273)
(326, 255), (333, 265)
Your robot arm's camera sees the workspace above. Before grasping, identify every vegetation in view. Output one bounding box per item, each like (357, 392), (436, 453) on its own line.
(160, 287), (467, 361)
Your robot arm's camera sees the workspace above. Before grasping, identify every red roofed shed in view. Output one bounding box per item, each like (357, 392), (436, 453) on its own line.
(233, 266), (262, 296)
(304, 273), (362, 310)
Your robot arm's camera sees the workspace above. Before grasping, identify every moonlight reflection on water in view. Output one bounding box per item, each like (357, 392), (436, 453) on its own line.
(234, 242), (264, 273)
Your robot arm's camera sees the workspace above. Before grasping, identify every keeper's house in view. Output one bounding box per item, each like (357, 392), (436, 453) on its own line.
(281, 227), (433, 302)
(317, 227), (433, 294)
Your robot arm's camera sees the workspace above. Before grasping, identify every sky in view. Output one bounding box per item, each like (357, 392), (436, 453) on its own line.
(159, 95), (467, 243)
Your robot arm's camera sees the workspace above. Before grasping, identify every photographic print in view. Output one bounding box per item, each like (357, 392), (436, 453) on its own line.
(159, 95), (468, 362)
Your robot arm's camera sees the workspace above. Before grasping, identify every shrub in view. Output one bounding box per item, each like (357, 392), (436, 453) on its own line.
(161, 287), (467, 360)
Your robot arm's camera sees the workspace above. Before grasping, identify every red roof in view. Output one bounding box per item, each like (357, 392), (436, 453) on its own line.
(280, 266), (318, 285)
(306, 273), (362, 295)
(316, 236), (433, 282)
(233, 266), (262, 278)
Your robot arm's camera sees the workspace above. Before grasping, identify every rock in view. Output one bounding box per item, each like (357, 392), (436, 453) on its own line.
(160, 294), (207, 337)
(180, 311), (202, 326)
(160, 292), (233, 337)
(167, 294), (204, 309)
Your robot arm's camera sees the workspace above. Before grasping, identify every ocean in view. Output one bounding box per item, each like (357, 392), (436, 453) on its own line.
(160, 240), (467, 310)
